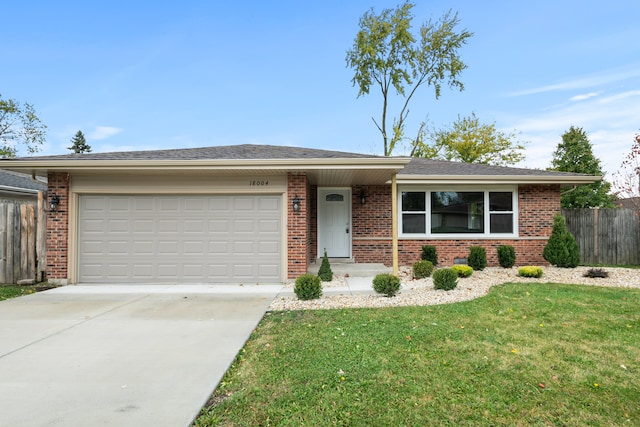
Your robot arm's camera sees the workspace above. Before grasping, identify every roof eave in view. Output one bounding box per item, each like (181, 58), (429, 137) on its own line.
(0, 157), (412, 174)
(396, 174), (602, 185)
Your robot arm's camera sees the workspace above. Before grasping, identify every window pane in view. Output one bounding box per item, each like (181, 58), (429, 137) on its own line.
(402, 192), (425, 211)
(326, 194), (344, 202)
(402, 214), (426, 233)
(431, 192), (483, 233)
(490, 213), (513, 233)
(490, 192), (512, 211)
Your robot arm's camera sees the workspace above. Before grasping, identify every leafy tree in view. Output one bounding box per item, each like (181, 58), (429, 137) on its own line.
(413, 113), (526, 165)
(549, 126), (615, 208)
(346, 2), (472, 156)
(68, 130), (92, 153)
(612, 131), (640, 212)
(0, 94), (46, 158)
(543, 215), (580, 268)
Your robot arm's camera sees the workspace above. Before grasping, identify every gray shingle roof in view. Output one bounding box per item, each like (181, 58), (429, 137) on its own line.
(401, 157), (591, 178)
(16, 144), (378, 161)
(0, 170), (47, 191)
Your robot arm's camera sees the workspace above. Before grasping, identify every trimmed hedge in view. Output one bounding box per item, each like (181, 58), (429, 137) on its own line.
(433, 268), (458, 291)
(497, 245), (516, 268)
(294, 274), (322, 300)
(372, 273), (401, 297)
(518, 266), (543, 278)
(468, 246), (487, 271)
(413, 260), (434, 279)
(451, 264), (473, 278)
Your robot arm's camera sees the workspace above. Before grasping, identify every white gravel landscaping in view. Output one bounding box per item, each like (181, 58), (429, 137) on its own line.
(269, 266), (640, 311)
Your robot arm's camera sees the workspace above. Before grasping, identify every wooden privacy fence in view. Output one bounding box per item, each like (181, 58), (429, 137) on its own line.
(0, 194), (47, 284)
(562, 208), (640, 265)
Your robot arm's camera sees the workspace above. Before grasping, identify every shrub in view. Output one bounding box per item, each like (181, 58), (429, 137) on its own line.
(497, 245), (516, 268)
(412, 260), (434, 279)
(583, 268), (609, 278)
(468, 246), (487, 271)
(294, 274), (322, 300)
(421, 245), (438, 266)
(433, 268), (458, 291)
(518, 266), (543, 278)
(451, 264), (473, 278)
(543, 215), (580, 268)
(372, 273), (401, 297)
(317, 249), (333, 282)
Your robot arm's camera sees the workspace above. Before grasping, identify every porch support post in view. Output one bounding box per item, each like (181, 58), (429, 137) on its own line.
(392, 174), (398, 276)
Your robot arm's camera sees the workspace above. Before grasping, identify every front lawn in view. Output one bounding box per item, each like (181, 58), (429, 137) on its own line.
(0, 284), (40, 301)
(195, 283), (639, 426)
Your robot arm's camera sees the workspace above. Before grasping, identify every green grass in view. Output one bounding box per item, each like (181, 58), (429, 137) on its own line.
(195, 283), (640, 426)
(0, 284), (40, 301)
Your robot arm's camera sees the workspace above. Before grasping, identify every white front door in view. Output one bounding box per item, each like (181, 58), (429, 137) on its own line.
(318, 188), (351, 258)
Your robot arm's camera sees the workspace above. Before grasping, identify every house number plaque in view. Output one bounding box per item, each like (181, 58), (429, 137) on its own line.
(249, 180), (269, 186)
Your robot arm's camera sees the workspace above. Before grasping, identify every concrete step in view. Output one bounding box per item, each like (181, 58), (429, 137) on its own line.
(307, 259), (392, 277)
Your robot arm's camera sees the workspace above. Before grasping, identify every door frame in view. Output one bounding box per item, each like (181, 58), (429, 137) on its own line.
(317, 187), (352, 259)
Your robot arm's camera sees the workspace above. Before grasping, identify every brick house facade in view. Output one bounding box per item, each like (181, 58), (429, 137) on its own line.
(1, 145), (597, 285)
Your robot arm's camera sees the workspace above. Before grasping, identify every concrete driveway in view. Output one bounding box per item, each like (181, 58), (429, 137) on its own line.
(0, 284), (281, 427)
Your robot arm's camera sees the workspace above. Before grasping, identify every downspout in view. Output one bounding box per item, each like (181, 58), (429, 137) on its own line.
(392, 174), (398, 276)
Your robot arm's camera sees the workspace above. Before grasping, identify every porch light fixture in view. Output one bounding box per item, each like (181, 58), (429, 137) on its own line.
(292, 195), (301, 212)
(49, 194), (60, 212)
(360, 191), (366, 205)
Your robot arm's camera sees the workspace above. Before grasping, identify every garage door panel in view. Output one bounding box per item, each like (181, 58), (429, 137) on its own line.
(78, 195), (282, 283)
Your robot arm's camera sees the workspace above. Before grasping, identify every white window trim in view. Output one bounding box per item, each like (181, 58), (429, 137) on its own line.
(398, 185), (519, 239)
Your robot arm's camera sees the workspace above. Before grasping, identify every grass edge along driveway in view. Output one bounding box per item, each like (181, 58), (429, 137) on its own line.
(195, 282), (639, 427)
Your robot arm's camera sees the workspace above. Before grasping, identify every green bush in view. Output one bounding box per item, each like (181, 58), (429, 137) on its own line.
(421, 245), (438, 266)
(543, 215), (580, 268)
(468, 246), (487, 271)
(317, 249), (333, 282)
(372, 273), (401, 297)
(412, 260), (434, 279)
(518, 266), (543, 278)
(294, 274), (322, 300)
(451, 264), (473, 278)
(433, 268), (458, 291)
(497, 245), (516, 268)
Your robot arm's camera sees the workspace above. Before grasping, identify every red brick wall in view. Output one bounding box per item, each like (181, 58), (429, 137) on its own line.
(352, 185), (393, 264)
(351, 184), (561, 267)
(287, 173), (308, 279)
(46, 172), (70, 281)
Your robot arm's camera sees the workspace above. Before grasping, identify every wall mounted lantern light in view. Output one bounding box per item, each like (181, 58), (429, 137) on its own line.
(360, 191), (367, 205)
(49, 194), (60, 212)
(292, 195), (301, 212)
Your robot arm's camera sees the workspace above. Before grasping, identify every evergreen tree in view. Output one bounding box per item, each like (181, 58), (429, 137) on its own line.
(317, 250), (333, 282)
(543, 215), (580, 268)
(68, 130), (92, 153)
(550, 126), (615, 208)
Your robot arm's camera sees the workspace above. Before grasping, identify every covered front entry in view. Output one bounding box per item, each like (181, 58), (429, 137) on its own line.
(77, 194), (282, 283)
(317, 188), (351, 258)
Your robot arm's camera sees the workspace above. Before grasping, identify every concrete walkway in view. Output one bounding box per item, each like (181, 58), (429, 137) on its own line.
(0, 284), (281, 427)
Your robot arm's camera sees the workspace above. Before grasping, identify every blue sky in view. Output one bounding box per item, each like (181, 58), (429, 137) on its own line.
(3, 1), (639, 178)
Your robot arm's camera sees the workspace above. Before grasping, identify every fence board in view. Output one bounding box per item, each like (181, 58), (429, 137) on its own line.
(563, 208), (640, 265)
(0, 197), (46, 284)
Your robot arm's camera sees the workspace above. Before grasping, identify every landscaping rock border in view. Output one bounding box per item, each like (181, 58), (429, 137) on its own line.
(270, 266), (640, 311)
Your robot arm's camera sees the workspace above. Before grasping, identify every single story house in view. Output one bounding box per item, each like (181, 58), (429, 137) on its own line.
(0, 144), (599, 285)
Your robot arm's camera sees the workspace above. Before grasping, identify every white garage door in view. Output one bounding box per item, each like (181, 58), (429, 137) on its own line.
(78, 195), (282, 284)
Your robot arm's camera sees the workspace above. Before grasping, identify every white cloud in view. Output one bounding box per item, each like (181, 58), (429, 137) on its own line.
(508, 66), (640, 97)
(88, 126), (123, 140)
(504, 88), (640, 176)
(570, 92), (600, 102)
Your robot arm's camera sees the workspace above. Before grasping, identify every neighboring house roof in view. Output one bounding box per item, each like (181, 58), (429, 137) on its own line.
(0, 144), (599, 186)
(0, 169), (46, 197)
(616, 197), (640, 210)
